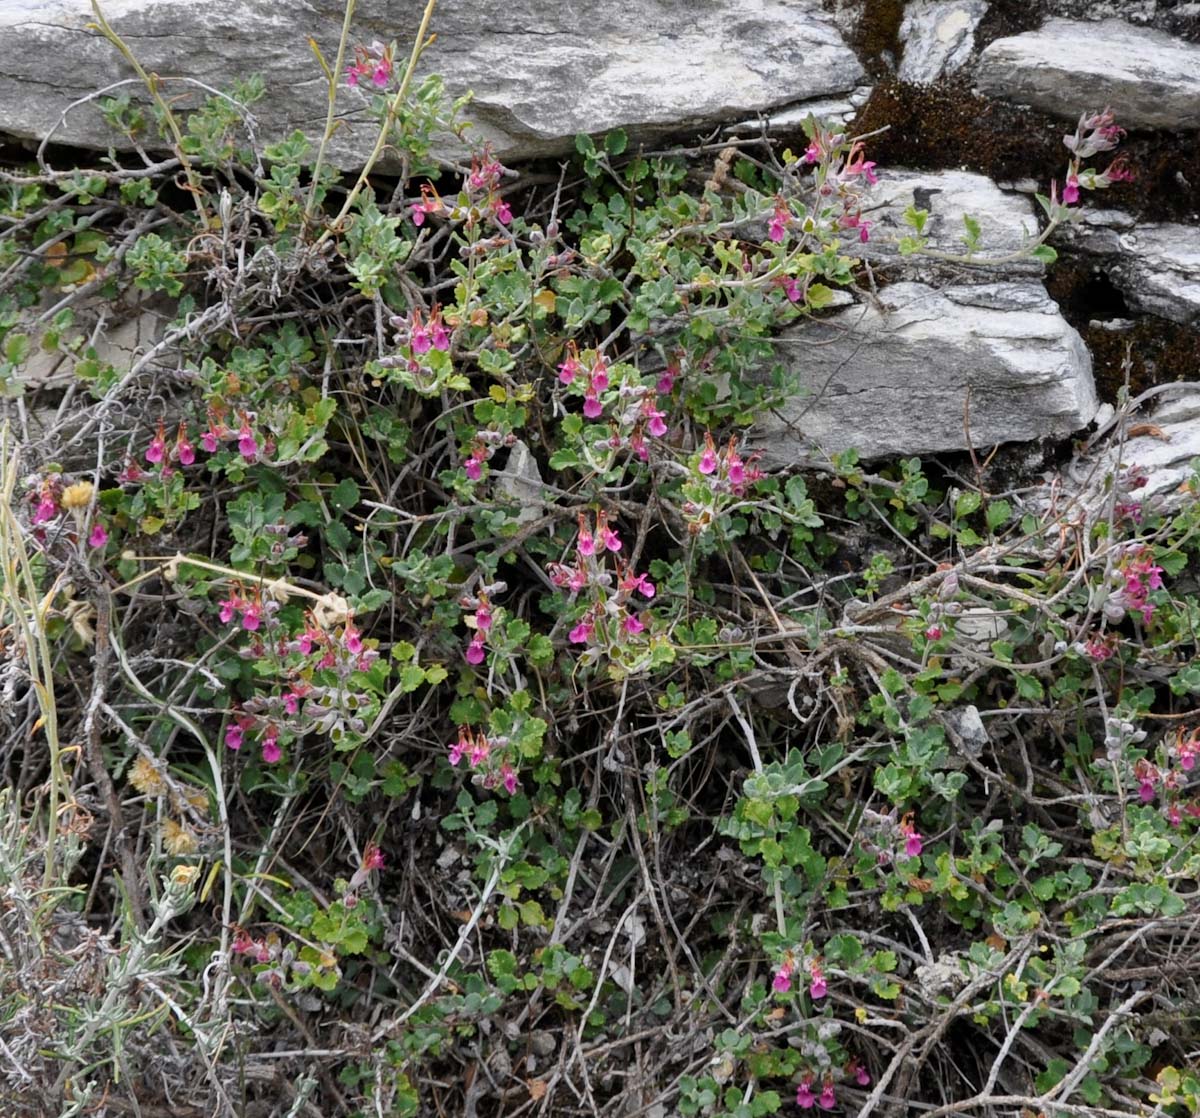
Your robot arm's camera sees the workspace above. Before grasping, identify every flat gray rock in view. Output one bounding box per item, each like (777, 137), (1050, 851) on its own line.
(858, 169), (1043, 281)
(0, 0), (864, 168)
(751, 281), (1098, 462)
(976, 19), (1200, 131)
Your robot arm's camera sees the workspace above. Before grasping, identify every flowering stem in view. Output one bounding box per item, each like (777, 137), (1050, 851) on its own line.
(0, 423), (64, 894)
(88, 1), (211, 231)
(317, 0), (438, 246)
(304, 0), (358, 225)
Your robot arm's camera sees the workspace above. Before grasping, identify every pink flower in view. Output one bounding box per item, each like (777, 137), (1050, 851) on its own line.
(33, 495), (59, 524)
(1063, 174), (1080, 205)
(810, 974), (827, 1000)
(88, 522), (108, 548)
(410, 320), (432, 355)
(852, 1062), (871, 1087)
(699, 448), (717, 475)
(465, 638), (486, 665)
(558, 346), (581, 385)
(590, 358), (610, 392)
(261, 731), (281, 764)
(238, 424), (258, 460)
(430, 319), (450, 351)
(583, 393), (603, 419)
(818, 1083), (836, 1110)
(858, 221), (872, 244)
(773, 964), (793, 993)
(900, 813), (923, 857)
(449, 730), (470, 766)
(201, 430), (219, 453)
(176, 424), (195, 466)
(218, 597), (239, 624)
(784, 277), (802, 302)
(225, 723), (244, 751)
(146, 422), (167, 464)
(797, 1080), (816, 1109)
(925, 625), (942, 641)
(465, 454), (483, 481)
(241, 604), (262, 632)
(623, 614), (645, 635)
(768, 198), (790, 243)
(577, 516), (596, 557)
(372, 61), (391, 87)
(656, 368), (677, 395)
(643, 400), (668, 438)
(1167, 803), (1182, 827)
(1139, 779), (1156, 803)
(283, 691), (300, 715)
(569, 619), (594, 644)
(411, 185), (442, 226)
(493, 199), (512, 225)
(345, 625), (363, 654)
(501, 764), (519, 795)
(601, 526), (621, 552)
(362, 842), (385, 871)
(803, 141), (821, 164)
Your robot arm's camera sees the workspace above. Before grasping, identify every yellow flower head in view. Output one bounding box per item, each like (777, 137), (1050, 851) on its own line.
(129, 755), (166, 796)
(60, 481), (95, 509)
(162, 818), (199, 856)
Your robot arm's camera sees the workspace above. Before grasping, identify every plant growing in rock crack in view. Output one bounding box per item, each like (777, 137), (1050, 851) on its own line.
(0, 0), (1198, 1114)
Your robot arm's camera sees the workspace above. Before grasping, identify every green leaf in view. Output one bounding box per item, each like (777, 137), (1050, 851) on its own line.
(331, 477), (360, 512)
(604, 128), (628, 156)
(575, 133), (596, 156)
(806, 283), (834, 309)
(1030, 244), (1058, 264)
(955, 490), (982, 519)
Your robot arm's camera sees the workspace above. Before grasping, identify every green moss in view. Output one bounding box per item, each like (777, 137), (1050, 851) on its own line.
(849, 79), (1199, 223)
(850, 0), (907, 76)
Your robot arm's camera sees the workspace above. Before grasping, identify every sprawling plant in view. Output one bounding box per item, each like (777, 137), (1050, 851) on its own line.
(1, 3), (1197, 1116)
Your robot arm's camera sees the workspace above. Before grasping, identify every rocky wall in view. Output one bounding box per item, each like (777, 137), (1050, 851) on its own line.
(0, 0), (1196, 470)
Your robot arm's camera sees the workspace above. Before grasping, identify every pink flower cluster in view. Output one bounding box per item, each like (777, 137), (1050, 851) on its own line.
(1109, 545), (1165, 624)
(346, 41), (393, 89)
(28, 474), (111, 549)
(1132, 729), (1200, 827)
(448, 725), (519, 794)
(231, 926), (276, 964)
(547, 512), (655, 650)
(218, 586), (267, 632)
(1055, 108), (1134, 206)
(772, 953), (827, 1000)
(856, 808), (928, 865)
(461, 590), (493, 665)
(464, 147), (511, 225)
(406, 306), (451, 355)
(559, 344), (612, 420)
(695, 433), (762, 495)
(219, 605), (378, 763)
(796, 1077), (836, 1111)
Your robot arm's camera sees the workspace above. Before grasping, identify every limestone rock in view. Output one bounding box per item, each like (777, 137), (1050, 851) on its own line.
(0, 0), (864, 169)
(858, 170), (1043, 281)
(1066, 220), (1200, 326)
(976, 19), (1200, 131)
(751, 281), (1097, 462)
(1063, 389), (1200, 512)
(897, 0), (988, 84)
